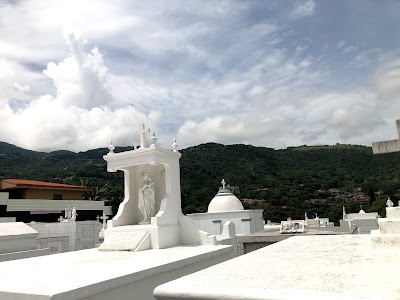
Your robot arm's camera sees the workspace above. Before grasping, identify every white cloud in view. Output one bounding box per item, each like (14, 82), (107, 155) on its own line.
(291, 1), (316, 17)
(0, 34), (156, 152)
(374, 58), (400, 101)
(0, 0), (399, 152)
(337, 40), (356, 54)
(43, 33), (112, 109)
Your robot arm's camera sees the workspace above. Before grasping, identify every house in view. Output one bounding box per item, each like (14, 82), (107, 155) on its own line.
(0, 179), (112, 222)
(1, 179), (93, 200)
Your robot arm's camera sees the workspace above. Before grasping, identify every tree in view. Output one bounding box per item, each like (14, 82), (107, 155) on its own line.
(369, 187), (376, 204)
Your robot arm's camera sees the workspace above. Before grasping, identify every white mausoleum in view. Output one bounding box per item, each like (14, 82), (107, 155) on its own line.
(187, 179), (265, 236)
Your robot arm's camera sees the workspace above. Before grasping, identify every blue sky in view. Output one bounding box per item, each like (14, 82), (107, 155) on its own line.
(1, 0), (400, 151)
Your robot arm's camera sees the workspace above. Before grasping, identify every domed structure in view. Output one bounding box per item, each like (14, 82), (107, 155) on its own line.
(207, 179), (244, 213)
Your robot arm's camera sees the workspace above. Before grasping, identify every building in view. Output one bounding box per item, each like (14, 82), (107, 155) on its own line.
(187, 180), (265, 236)
(0, 179), (112, 222)
(1, 179), (93, 200)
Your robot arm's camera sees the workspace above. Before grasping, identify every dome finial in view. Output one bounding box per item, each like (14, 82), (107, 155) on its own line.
(221, 179), (227, 190)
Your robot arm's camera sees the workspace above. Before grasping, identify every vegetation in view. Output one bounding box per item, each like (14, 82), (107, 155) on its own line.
(1, 141), (399, 224)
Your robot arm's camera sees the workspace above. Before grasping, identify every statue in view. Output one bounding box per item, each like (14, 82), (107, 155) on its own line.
(64, 207), (72, 220)
(343, 206), (346, 218)
(386, 197), (394, 207)
(71, 207), (78, 221)
(138, 173), (155, 224)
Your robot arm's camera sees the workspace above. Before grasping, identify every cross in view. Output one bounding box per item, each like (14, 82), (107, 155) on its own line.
(221, 179), (226, 190)
(372, 119), (400, 154)
(100, 212), (109, 231)
(58, 216), (64, 222)
(138, 123), (150, 149)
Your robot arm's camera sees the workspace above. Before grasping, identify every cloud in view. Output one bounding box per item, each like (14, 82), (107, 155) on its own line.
(43, 33), (112, 109)
(374, 58), (400, 101)
(0, 34), (156, 152)
(1, 0), (400, 152)
(337, 40), (356, 54)
(291, 0), (316, 17)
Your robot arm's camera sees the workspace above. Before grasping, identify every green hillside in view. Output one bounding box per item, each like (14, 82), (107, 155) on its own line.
(1, 142), (399, 223)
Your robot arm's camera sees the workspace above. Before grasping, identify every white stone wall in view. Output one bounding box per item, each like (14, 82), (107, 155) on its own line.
(0, 217), (16, 223)
(372, 140), (400, 154)
(29, 221), (101, 253)
(187, 210), (265, 235)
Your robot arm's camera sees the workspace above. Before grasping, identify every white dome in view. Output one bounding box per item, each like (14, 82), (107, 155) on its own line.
(207, 189), (244, 213)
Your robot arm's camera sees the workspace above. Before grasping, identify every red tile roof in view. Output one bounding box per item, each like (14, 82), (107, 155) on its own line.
(2, 179), (93, 191)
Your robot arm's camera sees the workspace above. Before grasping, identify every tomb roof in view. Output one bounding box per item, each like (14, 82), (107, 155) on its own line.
(1, 179), (93, 191)
(207, 179), (244, 213)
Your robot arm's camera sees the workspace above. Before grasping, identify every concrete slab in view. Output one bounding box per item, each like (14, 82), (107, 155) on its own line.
(154, 235), (400, 300)
(0, 245), (234, 300)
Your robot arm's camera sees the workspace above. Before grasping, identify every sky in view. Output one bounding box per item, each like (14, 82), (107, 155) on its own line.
(1, 0), (400, 152)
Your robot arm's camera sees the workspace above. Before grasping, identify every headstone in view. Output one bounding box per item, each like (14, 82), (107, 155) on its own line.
(221, 221), (236, 238)
(100, 211), (108, 230)
(280, 220), (305, 233)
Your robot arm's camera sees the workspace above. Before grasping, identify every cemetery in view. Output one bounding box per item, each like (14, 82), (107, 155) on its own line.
(0, 121), (400, 299)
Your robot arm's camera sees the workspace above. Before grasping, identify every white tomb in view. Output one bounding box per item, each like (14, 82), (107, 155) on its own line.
(371, 205), (400, 248)
(187, 179), (265, 236)
(100, 127), (216, 251)
(29, 220), (101, 253)
(154, 205), (400, 300)
(340, 206), (380, 234)
(0, 126), (235, 300)
(0, 222), (49, 262)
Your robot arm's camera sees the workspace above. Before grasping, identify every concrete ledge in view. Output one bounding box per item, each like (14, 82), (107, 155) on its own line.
(0, 245), (235, 300)
(0, 248), (50, 262)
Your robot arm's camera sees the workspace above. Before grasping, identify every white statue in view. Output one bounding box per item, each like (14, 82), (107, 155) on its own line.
(138, 173), (155, 224)
(64, 207), (72, 220)
(386, 197), (394, 208)
(343, 206), (346, 218)
(71, 207), (78, 221)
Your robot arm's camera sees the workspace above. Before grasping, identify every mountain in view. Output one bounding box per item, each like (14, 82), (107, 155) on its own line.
(0, 141), (45, 157)
(1, 141), (399, 223)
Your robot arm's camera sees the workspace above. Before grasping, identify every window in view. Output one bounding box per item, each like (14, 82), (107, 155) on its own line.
(53, 194), (63, 200)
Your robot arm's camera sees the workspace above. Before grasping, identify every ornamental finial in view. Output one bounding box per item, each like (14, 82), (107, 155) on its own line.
(150, 132), (158, 147)
(172, 138), (178, 152)
(107, 140), (115, 155)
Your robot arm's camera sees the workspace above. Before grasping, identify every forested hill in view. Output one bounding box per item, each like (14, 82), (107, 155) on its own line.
(1, 142), (400, 223)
